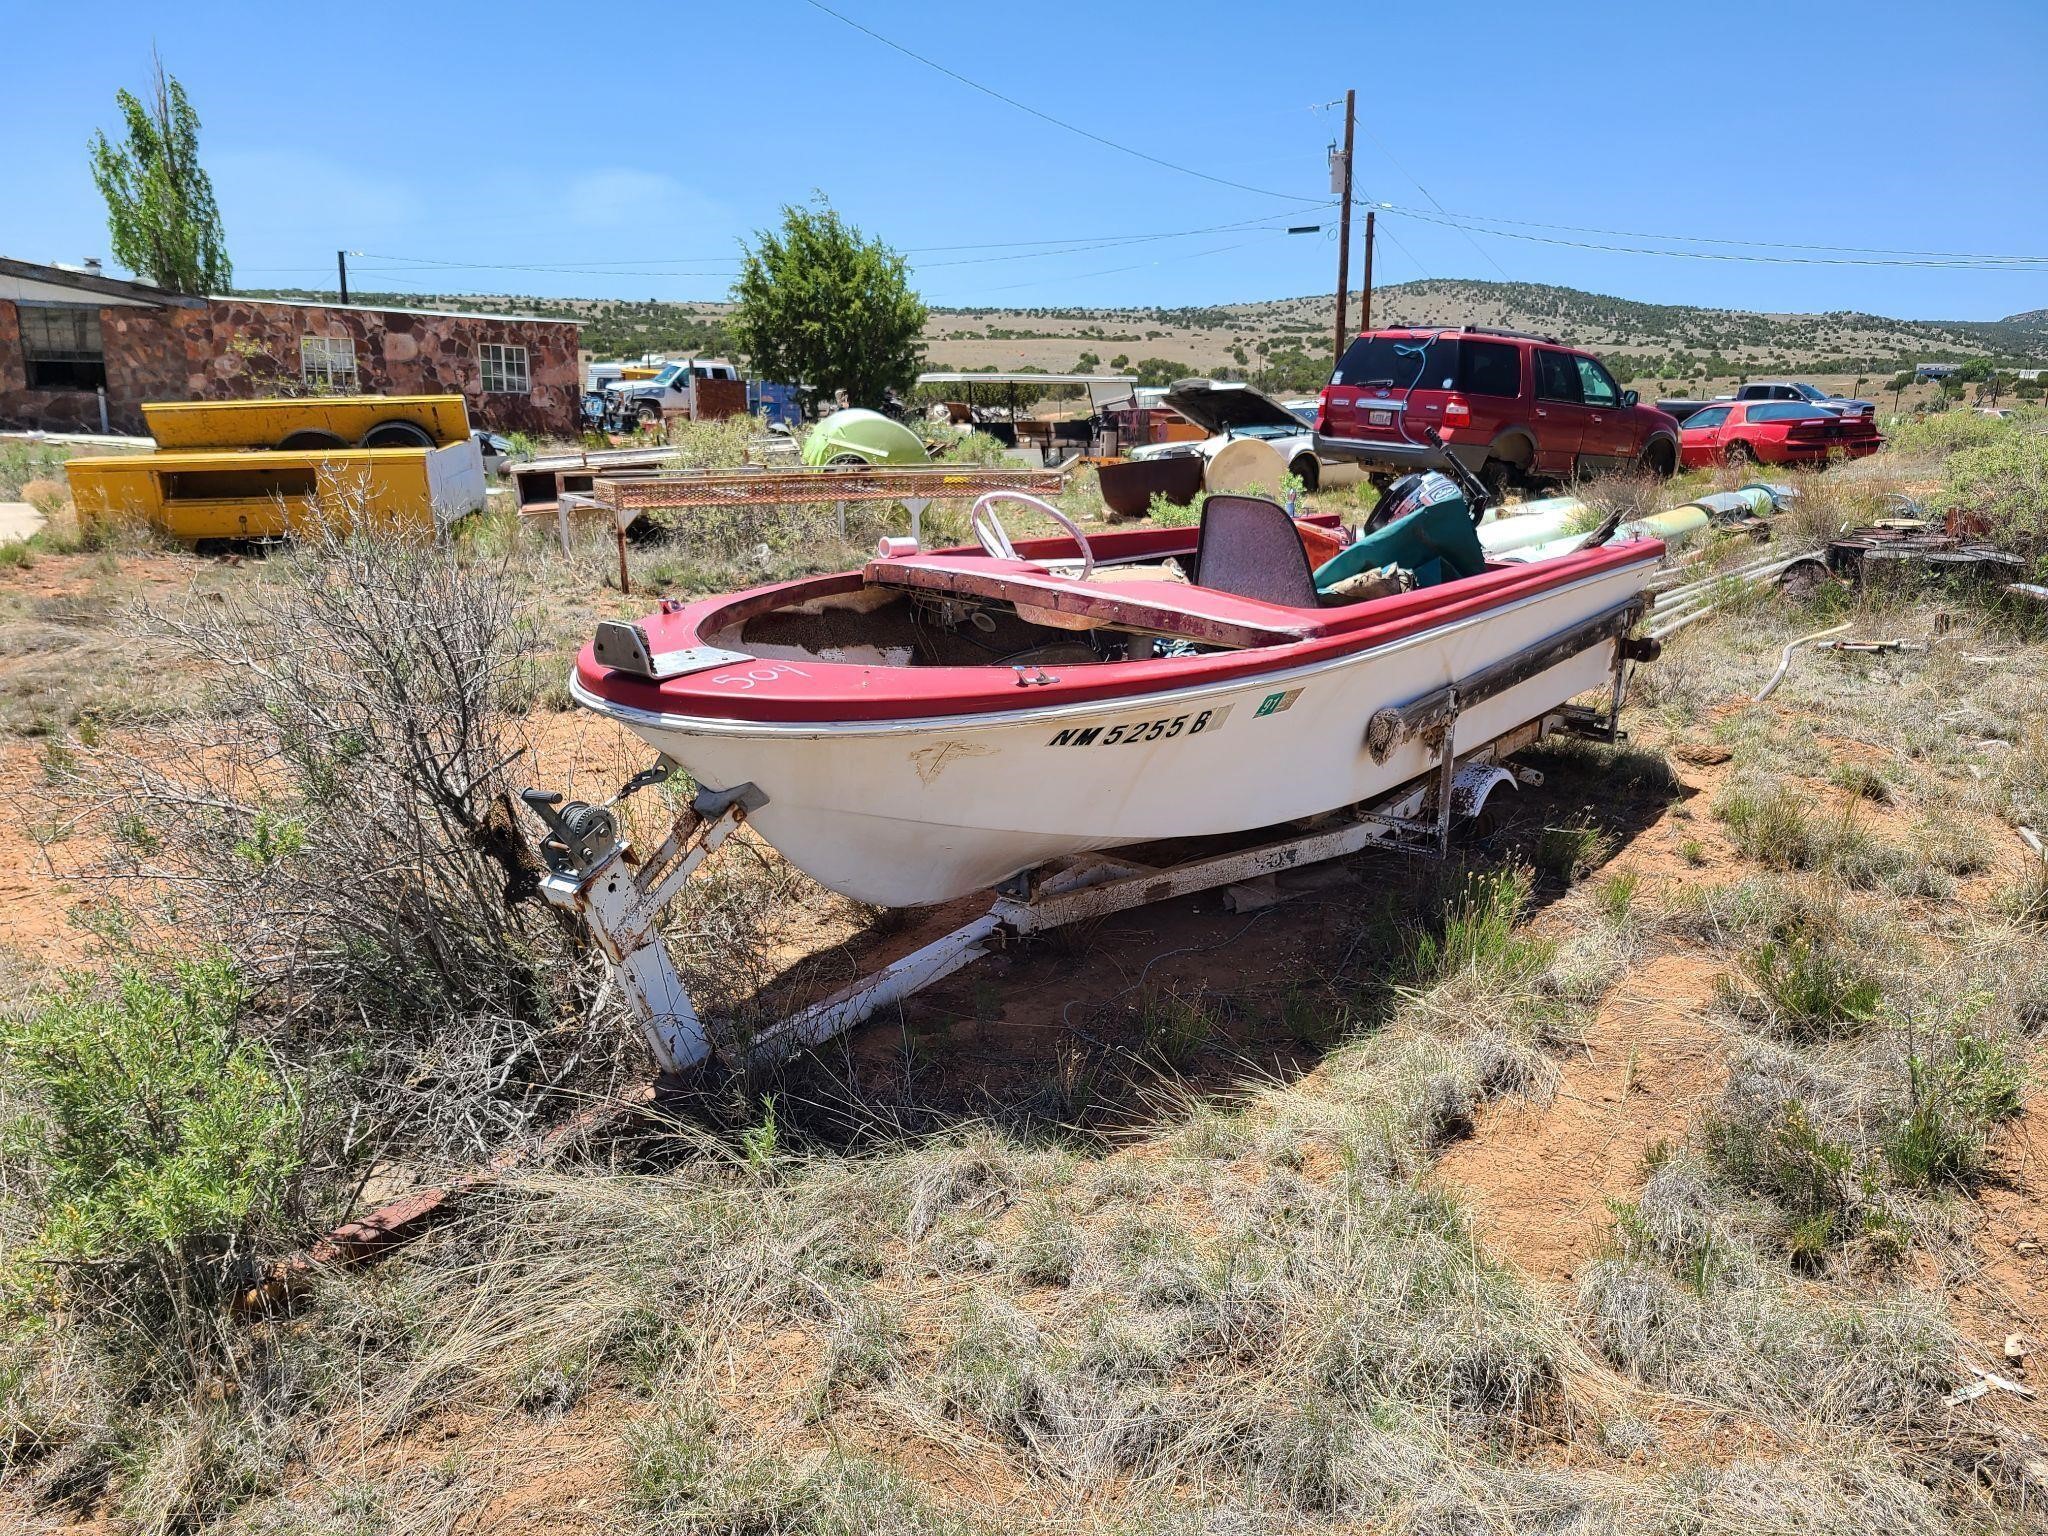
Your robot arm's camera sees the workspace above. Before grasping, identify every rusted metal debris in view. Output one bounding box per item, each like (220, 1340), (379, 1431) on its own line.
(1828, 522), (2025, 582)
(594, 464), (1064, 512)
(237, 1086), (656, 1314)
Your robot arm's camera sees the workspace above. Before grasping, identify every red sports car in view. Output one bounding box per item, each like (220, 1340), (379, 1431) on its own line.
(1678, 400), (1883, 468)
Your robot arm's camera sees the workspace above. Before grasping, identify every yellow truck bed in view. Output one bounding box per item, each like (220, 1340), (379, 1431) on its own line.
(66, 442), (487, 544)
(144, 396), (473, 451)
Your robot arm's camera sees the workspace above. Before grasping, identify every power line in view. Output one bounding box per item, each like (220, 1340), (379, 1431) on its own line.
(1373, 205), (2048, 269)
(1353, 126), (1511, 283)
(1368, 204), (2048, 265)
(235, 212), (1326, 284)
(794, 0), (1326, 208)
(1354, 198), (1433, 284)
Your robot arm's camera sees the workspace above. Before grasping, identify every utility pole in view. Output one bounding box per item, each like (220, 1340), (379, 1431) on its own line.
(337, 250), (349, 305)
(1360, 209), (1375, 334)
(1332, 88), (1354, 364)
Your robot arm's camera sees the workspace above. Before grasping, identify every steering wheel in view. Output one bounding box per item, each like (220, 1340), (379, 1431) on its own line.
(969, 491), (1096, 581)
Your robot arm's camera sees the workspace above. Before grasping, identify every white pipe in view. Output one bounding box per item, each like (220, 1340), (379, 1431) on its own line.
(1656, 552), (1809, 601)
(1653, 558), (1807, 613)
(1755, 622), (1854, 702)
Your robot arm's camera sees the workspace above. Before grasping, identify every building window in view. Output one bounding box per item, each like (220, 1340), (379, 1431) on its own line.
(300, 334), (358, 394)
(479, 342), (529, 394)
(20, 305), (106, 391)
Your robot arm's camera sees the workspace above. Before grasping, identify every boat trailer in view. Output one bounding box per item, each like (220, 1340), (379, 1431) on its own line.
(524, 597), (1653, 1076)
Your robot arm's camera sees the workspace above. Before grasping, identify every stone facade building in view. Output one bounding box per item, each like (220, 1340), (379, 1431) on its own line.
(0, 257), (579, 437)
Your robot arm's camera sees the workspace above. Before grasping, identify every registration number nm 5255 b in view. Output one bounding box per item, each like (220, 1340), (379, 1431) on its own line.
(1048, 705), (1234, 748)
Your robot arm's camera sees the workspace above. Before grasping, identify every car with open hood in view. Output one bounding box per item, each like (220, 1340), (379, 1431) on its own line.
(1127, 379), (1363, 492)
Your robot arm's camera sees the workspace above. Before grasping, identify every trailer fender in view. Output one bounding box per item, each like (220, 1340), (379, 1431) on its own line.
(1450, 762), (1518, 826)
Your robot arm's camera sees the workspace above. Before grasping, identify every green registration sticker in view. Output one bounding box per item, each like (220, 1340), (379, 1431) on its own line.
(1255, 688), (1303, 718)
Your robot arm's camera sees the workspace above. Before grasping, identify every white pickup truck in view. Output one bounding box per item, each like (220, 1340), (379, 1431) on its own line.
(600, 359), (742, 429)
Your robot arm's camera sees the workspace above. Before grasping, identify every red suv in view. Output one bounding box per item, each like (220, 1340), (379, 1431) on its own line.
(1314, 327), (1681, 494)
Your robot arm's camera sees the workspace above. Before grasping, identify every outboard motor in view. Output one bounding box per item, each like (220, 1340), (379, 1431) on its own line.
(1375, 470), (1469, 529)
(1364, 425), (1496, 533)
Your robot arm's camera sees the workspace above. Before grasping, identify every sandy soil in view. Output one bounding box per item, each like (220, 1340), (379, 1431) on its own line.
(4, 535), (2044, 1529)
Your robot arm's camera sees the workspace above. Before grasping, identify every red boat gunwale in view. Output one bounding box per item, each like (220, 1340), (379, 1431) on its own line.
(576, 525), (1663, 726)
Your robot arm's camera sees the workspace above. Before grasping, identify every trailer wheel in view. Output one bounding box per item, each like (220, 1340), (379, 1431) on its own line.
(1450, 764), (1519, 844)
(275, 429), (348, 450)
(359, 419), (435, 449)
(1461, 795), (1510, 843)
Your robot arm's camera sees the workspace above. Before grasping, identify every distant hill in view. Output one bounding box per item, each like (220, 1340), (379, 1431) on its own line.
(241, 279), (2048, 391)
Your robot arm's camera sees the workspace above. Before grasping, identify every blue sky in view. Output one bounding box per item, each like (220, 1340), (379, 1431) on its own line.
(6, 0), (2044, 320)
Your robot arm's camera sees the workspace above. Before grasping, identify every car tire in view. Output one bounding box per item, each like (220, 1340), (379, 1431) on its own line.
(1290, 455), (1320, 493)
(1723, 440), (1754, 466)
(826, 453), (868, 467)
(359, 419), (436, 449)
(1639, 440), (1677, 478)
(1478, 458), (1513, 502)
(636, 404), (663, 430)
(275, 429), (348, 450)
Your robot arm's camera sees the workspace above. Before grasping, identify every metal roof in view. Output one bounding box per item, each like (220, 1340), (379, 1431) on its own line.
(0, 256), (203, 308)
(0, 258), (579, 327)
(219, 293), (579, 326)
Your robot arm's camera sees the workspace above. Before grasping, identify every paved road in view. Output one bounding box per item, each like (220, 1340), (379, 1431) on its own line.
(0, 502), (47, 544)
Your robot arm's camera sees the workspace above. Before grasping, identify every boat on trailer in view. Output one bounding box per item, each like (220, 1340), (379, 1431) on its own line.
(528, 484), (1664, 1072)
(567, 491), (1663, 909)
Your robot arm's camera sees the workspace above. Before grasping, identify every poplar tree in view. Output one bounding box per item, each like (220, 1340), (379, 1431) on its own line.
(89, 55), (232, 294)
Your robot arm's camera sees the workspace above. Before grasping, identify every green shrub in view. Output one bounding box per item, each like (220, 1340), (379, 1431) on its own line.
(0, 958), (305, 1330)
(1730, 929), (1884, 1039)
(1884, 1028), (2026, 1190)
(1408, 867), (1530, 980)
(933, 429), (1009, 466)
(1147, 489), (1205, 526)
(665, 412), (758, 471)
(1534, 818), (1614, 886)
(1704, 1099), (1876, 1266)
(1137, 983), (1216, 1069)
(1944, 428), (2048, 566)
(1717, 784), (1821, 870)
(1887, 408), (2011, 460)
(1595, 870), (1641, 924)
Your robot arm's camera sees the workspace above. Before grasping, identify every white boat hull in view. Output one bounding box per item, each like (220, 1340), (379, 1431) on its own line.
(577, 561), (1646, 906)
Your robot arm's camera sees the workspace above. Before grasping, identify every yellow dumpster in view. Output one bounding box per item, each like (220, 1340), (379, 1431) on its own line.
(67, 444), (486, 545)
(144, 395), (473, 451)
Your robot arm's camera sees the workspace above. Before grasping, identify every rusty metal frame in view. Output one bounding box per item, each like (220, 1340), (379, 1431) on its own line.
(531, 785), (766, 1073)
(594, 465), (1065, 513)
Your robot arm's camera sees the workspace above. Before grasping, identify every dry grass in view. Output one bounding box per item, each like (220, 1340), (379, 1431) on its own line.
(5, 446), (2048, 1533)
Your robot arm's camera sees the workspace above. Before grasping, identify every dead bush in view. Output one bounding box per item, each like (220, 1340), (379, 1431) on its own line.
(55, 507), (607, 1158)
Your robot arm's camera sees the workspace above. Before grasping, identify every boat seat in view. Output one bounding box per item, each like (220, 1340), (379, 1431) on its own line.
(1195, 495), (1320, 609)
